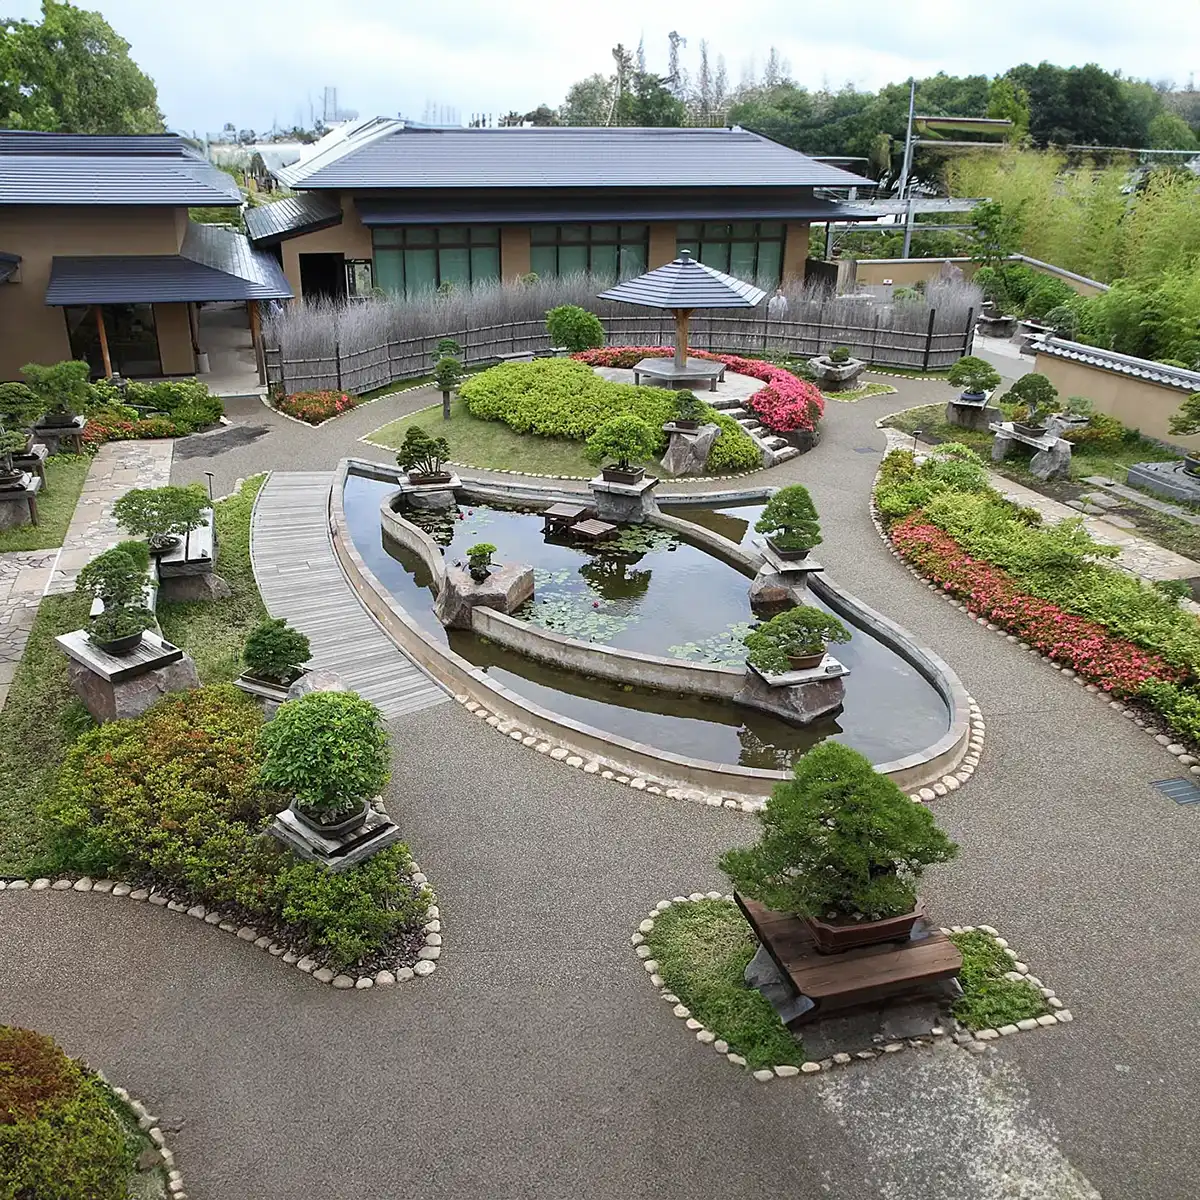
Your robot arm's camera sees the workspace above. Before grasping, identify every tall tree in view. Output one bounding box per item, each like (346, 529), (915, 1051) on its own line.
(987, 76), (1030, 141)
(0, 0), (163, 134)
(559, 73), (612, 126)
(628, 72), (685, 127)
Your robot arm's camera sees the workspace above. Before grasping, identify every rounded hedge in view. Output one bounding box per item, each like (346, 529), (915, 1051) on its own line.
(0, 1026), (134, 1200)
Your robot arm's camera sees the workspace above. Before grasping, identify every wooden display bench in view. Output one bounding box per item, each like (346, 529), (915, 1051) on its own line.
(736, 894), (962, 1028)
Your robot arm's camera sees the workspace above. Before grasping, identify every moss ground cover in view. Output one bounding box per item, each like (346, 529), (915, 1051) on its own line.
(948, 931), (1050, 1030)
(822, 382), (897, 403)
(0, 455), (89, 552)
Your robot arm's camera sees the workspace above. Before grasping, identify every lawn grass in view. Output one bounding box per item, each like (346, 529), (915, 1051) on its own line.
(0, 455), (89, 552)
(0, 593), (92, 875)
(949, 931), (1050, 1030)
(367, 396), (664, 478)
(823, 382), (897, 404)
(157, 474), (268, 683)
(645, 899), (805, 1070)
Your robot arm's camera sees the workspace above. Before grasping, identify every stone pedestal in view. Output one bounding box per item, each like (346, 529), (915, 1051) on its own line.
(808, 356), (865, 390)
(396, 472), (461, 511)
(436, 562), (535, 630)
(661, 422), (719, 476)
(735, 658), (847, 724)
(945, 399), (999, 432)
(990, 422), (1072, 482)
(749, 548), (825, 616)
(1127, 460), (1200, 504)
(59, 629), (200, 723)
(267, 803), (403, 873)
(0, 473), (38, 532)
(588, 475), (660, 524)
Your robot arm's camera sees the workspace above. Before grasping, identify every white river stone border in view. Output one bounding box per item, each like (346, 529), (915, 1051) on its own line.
(96, 1073), (188, 1198)
(633, 896), (1073, 1081)
(0, 852), (442, 991)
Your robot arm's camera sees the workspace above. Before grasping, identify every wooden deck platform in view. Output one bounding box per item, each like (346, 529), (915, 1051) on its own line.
(571, 518), (618, 542)
(251, 472), (450, 720)
(737, 894), (962, 1027)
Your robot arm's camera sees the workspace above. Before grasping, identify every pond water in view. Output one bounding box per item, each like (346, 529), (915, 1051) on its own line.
(342, 474), (949, 770)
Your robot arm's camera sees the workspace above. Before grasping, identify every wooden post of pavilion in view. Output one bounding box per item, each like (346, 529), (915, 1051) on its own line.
(673, 308), (692, 369)
(94, 305), (112, 378)
(248, 300), (266, 385)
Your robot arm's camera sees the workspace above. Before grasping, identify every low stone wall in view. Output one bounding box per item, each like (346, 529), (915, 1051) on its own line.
(379, 492), (446, 590)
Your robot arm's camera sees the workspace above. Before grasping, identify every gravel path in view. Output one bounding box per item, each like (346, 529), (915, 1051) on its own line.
(4, 367), (1197, 1200)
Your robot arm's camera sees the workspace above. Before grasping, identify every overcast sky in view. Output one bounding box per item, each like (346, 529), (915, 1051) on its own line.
(9, 0), (1199, 135)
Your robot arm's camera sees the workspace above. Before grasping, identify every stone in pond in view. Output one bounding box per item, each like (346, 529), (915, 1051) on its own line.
(435, 563), (535, 631)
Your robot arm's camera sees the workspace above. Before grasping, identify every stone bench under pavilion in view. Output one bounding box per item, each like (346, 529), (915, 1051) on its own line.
(633, 357), (726, 392)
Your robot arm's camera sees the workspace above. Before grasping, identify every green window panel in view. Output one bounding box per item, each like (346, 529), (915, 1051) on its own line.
(374, 247), (404, 295)
(470, 246), (500, 283)
(590, 243), (619, 281)
(530, 245), (558, 277)
(757, 240), (783, 286)
(404, 247), (438, 293)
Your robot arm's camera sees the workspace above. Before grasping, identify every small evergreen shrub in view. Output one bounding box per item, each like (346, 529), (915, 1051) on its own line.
(1168, 392), (1200, 438)
(1004, 373), (1059, 422)
(1043, 303), (1081, 340)
(828, 346), (852, 364)
(0, 381), (44, 429)
(947, 355), (1002, 395)
(674, 390), (707, 423)
(720, 742), (958, 920)
(112, 484), (208, 548)
(545, 304), (605, 352)
(21, 359), (91, 420)
(755, 484), (822, 552)
(395, 425), (451, 477)
(243, 617), (311, 684)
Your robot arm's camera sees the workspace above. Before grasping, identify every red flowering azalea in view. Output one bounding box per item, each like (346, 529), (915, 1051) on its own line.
(889, 512), (1183, 695)
(277, 390), (358, 425)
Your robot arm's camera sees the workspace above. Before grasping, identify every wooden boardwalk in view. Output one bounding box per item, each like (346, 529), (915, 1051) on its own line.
(251, 471), (450, 719)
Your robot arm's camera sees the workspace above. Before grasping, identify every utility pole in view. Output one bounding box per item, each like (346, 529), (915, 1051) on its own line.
(897, 77), (917, 259)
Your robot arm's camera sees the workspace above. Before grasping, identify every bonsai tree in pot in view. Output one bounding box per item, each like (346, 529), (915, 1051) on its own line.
(546, 304), (605, 353)
(257, 690), (391, 835)
(432, 342), (464, 421)
(74, 542), (155, 656)
(0, 382), (45, 455)
(242, 617), (311, 689)
(1168, 392), (1200, 475)
(112, 484), (209, 553)
(22, 359), (92, 428)
(743, 605), (850, 673)
(1003, 372), (1059, 435)
(808, 344), (864, 389)
(755, 484), (822, 560)
(396, 425), (452, 483)
(721, 741), (959, 953)
(946, 355), (1002, 402)
(586, 413), (658, 484)
(466, 542), (496, 583)
(671, 390), (708, 431)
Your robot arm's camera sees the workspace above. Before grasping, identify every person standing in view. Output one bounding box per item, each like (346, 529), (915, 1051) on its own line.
(767, 288), (789, 321)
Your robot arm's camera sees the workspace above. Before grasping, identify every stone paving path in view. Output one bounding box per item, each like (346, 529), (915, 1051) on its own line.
(2, 378), (1197, 1199)
(0, 549), (56, 710)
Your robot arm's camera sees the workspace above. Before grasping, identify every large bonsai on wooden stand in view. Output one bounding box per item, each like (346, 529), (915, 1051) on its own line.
(721, 742), (958, 952)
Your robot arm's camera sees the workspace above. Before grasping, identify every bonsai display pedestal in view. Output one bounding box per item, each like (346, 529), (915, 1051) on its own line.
(989, 421), (1072, 481)
(1127, 460), (1200, 505)
(157, 507), (230, 601)
(0, 473), (39, 531)
(267, 804), (403, 873)
(661, 421), (719, 476)
(32, 415), (87, 456)
(945, 396), (999, 432)
(57, 629), (198, 723)
(748, 547), (825, 616)
(736, 658), (847, 725)
(435, 562), (535, 630)
(589, 475), (660, 524)
(12, 443), (48, 490)
(736, 894), (962, 1028)
(396, 472), (461, 511)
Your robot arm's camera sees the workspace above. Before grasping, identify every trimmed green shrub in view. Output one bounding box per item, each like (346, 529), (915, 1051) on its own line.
(123, 379), (223, 430)
(243, 617), (310, 684)
(743, 606), (850, 674)
(585, 413), (658, 468)
(1004, 373), (1059, 421)
(1139, 679), (1200, 743)
(721, 742), (958, 920)
(0, 381), (44, 429)
(674, 390), (707, 423)
(1043, 302), (1081, 339)
(0, 1026), (134, 1200)
(829, 346), (852, 364)
(947, 355), (1002, 394)
(545, 304), (605, 352)
(1063, 411), (1125, 451)
(21, 359), (91, 420)
(74, 544), (148, 611)
(112, 483), (208, 548)
(755, 484), (821, 552)
(459, 358), (758, 472)
(1022, 274), (1077, 319)
(257, 691), (391, 822)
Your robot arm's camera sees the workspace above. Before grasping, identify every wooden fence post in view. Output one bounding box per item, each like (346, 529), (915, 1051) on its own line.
(921, 309), (937, 372)
(962, 308), (975, 359)
(334, 335), (342, 391)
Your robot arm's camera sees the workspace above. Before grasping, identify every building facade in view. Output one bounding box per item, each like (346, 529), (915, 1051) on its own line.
(245, 120), (868, 303)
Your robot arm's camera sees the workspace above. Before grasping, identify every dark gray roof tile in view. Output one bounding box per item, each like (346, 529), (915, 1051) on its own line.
(245, 193), (344, 244)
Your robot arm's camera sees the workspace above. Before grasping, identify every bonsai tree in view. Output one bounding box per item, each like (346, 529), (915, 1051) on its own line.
(257, 690), (391, 825)
(21, 359), (92, 425)
(1003, 373), (1059, 426)
(546, 304), (605, 353)
(112, 484), (208, 551)
(466, 541), (496, 582)
(720, 741), (959, 921)
(755, 484), (822, 554)
(1062, 395), (1093, 418)
(434, 337), (462, 359)
(585, 413), (658, 472)
(396, 425), (451, 479)
(673, 390), (707, 426)
(75, 542), (155, 650)
(0, 381), (44, 432)
(828, 346), (852, 364)
(432, 353), (464, 421)
(1043, 303), (1080, 341)
(743, 606), (850, 674)
(946, 355), (1002, 398)
(243, 617), (311, 685)
(1168, 393), (1200, 438)
(0, 429), (30, 483)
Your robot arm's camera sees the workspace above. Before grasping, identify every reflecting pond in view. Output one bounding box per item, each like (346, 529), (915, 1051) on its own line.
(342, 474), (949, 770)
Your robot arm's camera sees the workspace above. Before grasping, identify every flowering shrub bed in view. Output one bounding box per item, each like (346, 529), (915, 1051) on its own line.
(459, 357), (760, 471)
(573, 346), (824, 435)
(890, 513), (1182, 695)
(80, 407), (189, 451)
(276, 389), (358, 424)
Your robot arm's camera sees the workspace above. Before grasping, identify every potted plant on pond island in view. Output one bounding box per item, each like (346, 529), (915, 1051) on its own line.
(237, 616), (312, 700)
(721, 741), (959, 954)
(466, 542), (496, 583)
(257, 690), (391, 837)
(743, 605), (850, 673)
(112, 483), (209, 554)
(396, 425), (453, 484)
(74, 541), (156, 656)
(587, 413), (658, 485)
(754, 484), (822, 561)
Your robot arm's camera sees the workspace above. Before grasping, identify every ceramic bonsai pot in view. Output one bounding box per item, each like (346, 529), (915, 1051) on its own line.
(786, 649), (826, 671)
(147, 533), (182, 556)
(804, 903), (923, 954)
(234, 668), (308, 703)
(90, 630), (144, 657)
(1013, 421), (1048, 439)
(290, 797), (370, 838)
(1184, 453), (1200, 478)
(407, 471), (454, 485)
(765, 536), (810, 561)
(601, 465), (645, 485)
(673, 418), (702, 431)
(37, 409), (80, 429)
(955, 389), (988, 405)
